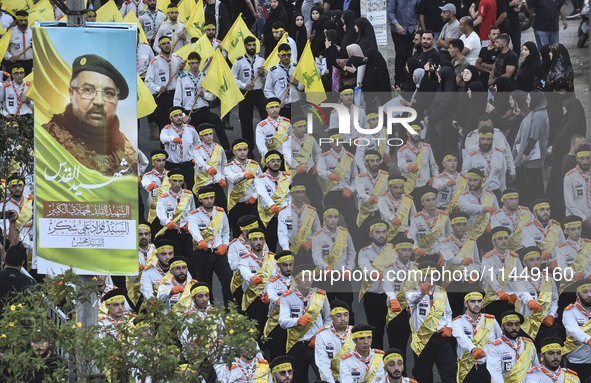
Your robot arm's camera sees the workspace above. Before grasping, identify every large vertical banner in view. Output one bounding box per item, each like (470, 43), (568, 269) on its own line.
(361, 0), (387, 47)
(33, 24), (138, 275)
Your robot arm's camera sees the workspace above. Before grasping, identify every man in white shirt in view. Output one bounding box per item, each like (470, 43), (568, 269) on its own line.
(562, 279), (591, 381)
(459, 16), (481, 65)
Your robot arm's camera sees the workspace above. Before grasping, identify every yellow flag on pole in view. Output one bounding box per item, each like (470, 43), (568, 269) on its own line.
(0, 29), (13, 63)
(292, 41), (326, 104)
(177, 0), (195, 24)
(185, 0), (205, 39)
(122, 11), (149, 44)
(28, 0), (55, 25)
(174, 34), (215, 71)
(2, 0), (34, 17)
(156, 0), (171, 13)
(202, 50), (244, 118)
(220, 13), (261, 63)
(137, 74), (157, 118)
(263, 32), (288, 71)
(97, 0), (123, 22)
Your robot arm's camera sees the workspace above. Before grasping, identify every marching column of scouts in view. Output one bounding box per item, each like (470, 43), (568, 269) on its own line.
(1, 5), (591, 383)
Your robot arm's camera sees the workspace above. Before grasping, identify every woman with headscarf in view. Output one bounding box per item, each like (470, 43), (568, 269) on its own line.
(458, 65), (480, 91)
(311, 15), (330, 56)
(340, 10), (357, 53)
(360, 48), (391, 93)
(399, 57), (424, 92)
(425, 66), (459, 161)
(455, 81), (488, 142)
(512, 90), (549, 205)
(343, 44), (366, 88)
(323, 29), (343, 92)
(515, 42), (541, 92)
(354, 17), (377, 52)
(306, 5), (322, 34)
(290, 12), (308, 61)
(547, 43), (575, 92)
(486, 76), (514, 128)
(537, 45), (551, 90)
(262, 0), (288, 56)
(501, 90), (529, 146)
(546, 97), (587, 221)
(301, 0), (319, 31)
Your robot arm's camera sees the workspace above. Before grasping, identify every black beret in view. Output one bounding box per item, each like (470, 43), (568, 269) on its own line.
(383, 348), (406, 363)
(6, 173), (24, 185)
(150, 149), (168, 160)
(231, 138), (249, 150)
(500, 310), (524, 324)
(490, 225), (512, 237)
(563, 215), (583, 229)
(416, 259), (440, 271)
(197, 185), (216, 196)
(266, 97), (281, 106)
(102, 288), (128, 303)
(197, 123), (216, 134)
(71, 54), (128, 100)
(277, 43), (291, 52)
(275, 251), (294, 261)
(388, 174), (407, 182)
(330, 299), (352, 312)
(463, 285), (485, 299)
(420, 186), (438, 200)
(328, 128), (341, 137)
(339, 84), (355, 93)
(518, 246), (541, 262)
(154, 239), (175, 252)
(570, 278), (591, 293)
(441, 151), (458, 161)
(502, 187), (520, 197)
(539, 337), (564, 351)
(393, 235), (414, 246)
(237, 215), (258, 229)
(168, 256), (188, 267)
(191, 282), (211, 293)
(364, 149), (382, 159)
(466, 168), (485, 179)
(290, 175), (308, 190)
(167, 168), (185, 179)
(247, 228), (266, 237)
(449, 211), (470, 223)
(264, 150), (283, 161)
(351, 323), (375, 334)
(530, 197), (551, 211)
(269, 355), (295, 371)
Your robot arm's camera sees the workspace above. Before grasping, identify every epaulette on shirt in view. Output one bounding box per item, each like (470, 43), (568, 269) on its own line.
(98, 316), (106, 321)
(565, 303), (574, 310)
(380, 170), (388, 175)
(495, 147), (503, 153)
(524, 221), (533, 227)
(453, 315), (462, 320)
(229, 362), (238, 370)
(313, 229), (322, 236)
(374, 349), (384, 354)
(2, 83), (9, 88)
(565, 368), (578, 375)
(308, 205), (316, 211)
(160, 192), (169, 198)
(179, 72), (187, 78)
(149, 57), (158, 64)
(240, 253), (251, 258)
(347, 152), (355, 158)
(257, 174), (266, 178)
(283, 171), (291, 176)
(527, 366), (538, 374)
(566, 168), (576, 176)
(360, 245), (370, 251)
(468, 150), (478, 156)
(461, 190), (470, 195)
(557, 242), (567, 248)
(190, 209), (198, 214)
(259, 120), (268, 126)
(269, 275), (280, 283)
(25, 81), (31, 86)
(216, 206), (224, 212)
(316, 288), (326, 295)
(523, 337), (533, 343)
(408, 379), (418, 383)
(442, 238), (450, 243)
(491, 339), (502, 346)
(270, 66), (278, 71)
(423, 143), (431, 147)
(510, 251), (518, 257)
(321, 152), (329, 156)
(185, 189), (192, 194)
(258, 358), (268, 364)
(483, 251), (494, 259)
(229, 238), (238, 245)
(282, 290), (292, 296)
(341, 352), (353, 360)
(485, 314), (495, 319)
(467, 235), (476, 241)
(358, 173), (367, 178)
(195, 143), (203, 149)
(316, 326), (328, 334)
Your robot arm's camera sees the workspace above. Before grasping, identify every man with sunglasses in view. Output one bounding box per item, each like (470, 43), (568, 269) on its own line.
(42, 54), (137, 176)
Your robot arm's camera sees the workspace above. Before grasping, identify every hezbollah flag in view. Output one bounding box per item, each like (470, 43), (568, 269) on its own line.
(122, 11), (149, 44)
(28, 0), (55, 25)
(157, 0), (171, 13)
(137, 74), (156, 118)
(0, 29), (12, 62)
(177, 0), (195, 24)
(263, 32), (288, 70)
(292, 41), (326, 104)
(175, 34), (215, 71)
(3, 0), (34, 17)
(221, 13), (261, 63)
(202, 49), (244, 118)
(185, 0), (205, 38)
(97, 0), (123, 22)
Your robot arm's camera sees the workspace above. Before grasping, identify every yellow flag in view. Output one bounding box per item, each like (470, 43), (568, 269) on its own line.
(202, 50), (244, 118)
(292, 41), (326, 104)
(122, 11), (149, 44)
(97, 0), (123, 22)
(0, 29), (13, 64)
(137, 74), (157, 118)
(185, 0), (205, 39)
(28, 0), (55, 25)
(157, 0), (171, 13)
(175, 34), (214, 71)
(177, 0), (195, 24)
(3, 0), (34, 17)
(221, 13), (261, 63)
(263, 32), (288, 71)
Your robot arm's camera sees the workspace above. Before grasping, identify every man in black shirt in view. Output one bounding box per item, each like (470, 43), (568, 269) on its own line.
(0, 245), (36, 314)
(418, 30), (442, 66)
(489, 33), (517, 87)
(476, 25), (500, 87)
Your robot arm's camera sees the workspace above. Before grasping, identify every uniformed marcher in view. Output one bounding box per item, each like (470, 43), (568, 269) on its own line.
(240, 228), (276, 337)
(185, 282), (215, 318)
(255, 98), (292, 164)
(314, 299), (354, 383)
(154, 168), (195, 257)
(355, 151), (389, 248)
(192, 123), (228, 209)
(139, 239), (175, 299)
(98, 289), (134, 338)
(1, 175), (33, 249)
(156, 256), (191, 313)
(317, 129), (358, 236)
(0, 66), (33, 119)
(406, 261), (456, 383)
(120, 0), (146, 17)
(4, 11), (33, 75)
(160, 107), (200, 189)
(225, 139), (262, 236)
(141, 149), (169, 223)
(327, 86), (367, 145)
(339, 324), (386, 383)
(457, 168), (499, 246)
(269, 355), (295, 383)
(431, 151), (466, 212)
(484, 310), (539, 383)
(311, 206), (356, 308)
(145, 36), (185, 136)
(562, 279), (591, 381)
(85, 9), (96, 22)
(263, 44), (304, 117)
(280, 179), (321, 263)
(383, 236), (415, 355)
(216, 340), (270, 383)
(137, 221), (156, 269)
(187, 185), (232, 305)
(228, 215), (260, 308)
(254, 150), (291, 252)
(481, 226), (521, 319)
(407, 187), (451, 266)
(354, 113), (391, 174)
(358, 220), (396, 350)
(291, 116), (323, 211)
(524, 337), (581, 383)
(397, 124), (439, 205)
(138, 0), (166, 43)
(378, 175), (416, 242)
(451, 286), (501, 383)
(462, 125), (507, 201)
(232, 36), (268, 150)
(279, 264), (330, 383)
(377, 349), (416, 383)
(522, 198), (565, 256)
(514, 246), (559, 345)
(490, 188), (533, 251)
(267, 22), (298, 63)
(152, 3), (188, 53)
(564, 145), (591, 238)
(264, 251), (294, 359)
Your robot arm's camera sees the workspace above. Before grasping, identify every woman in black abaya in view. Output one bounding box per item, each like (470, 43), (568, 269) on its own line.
(354, 17), (377, 52)
(515, 41), (541, 92)
(262, 0), (288, 57)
